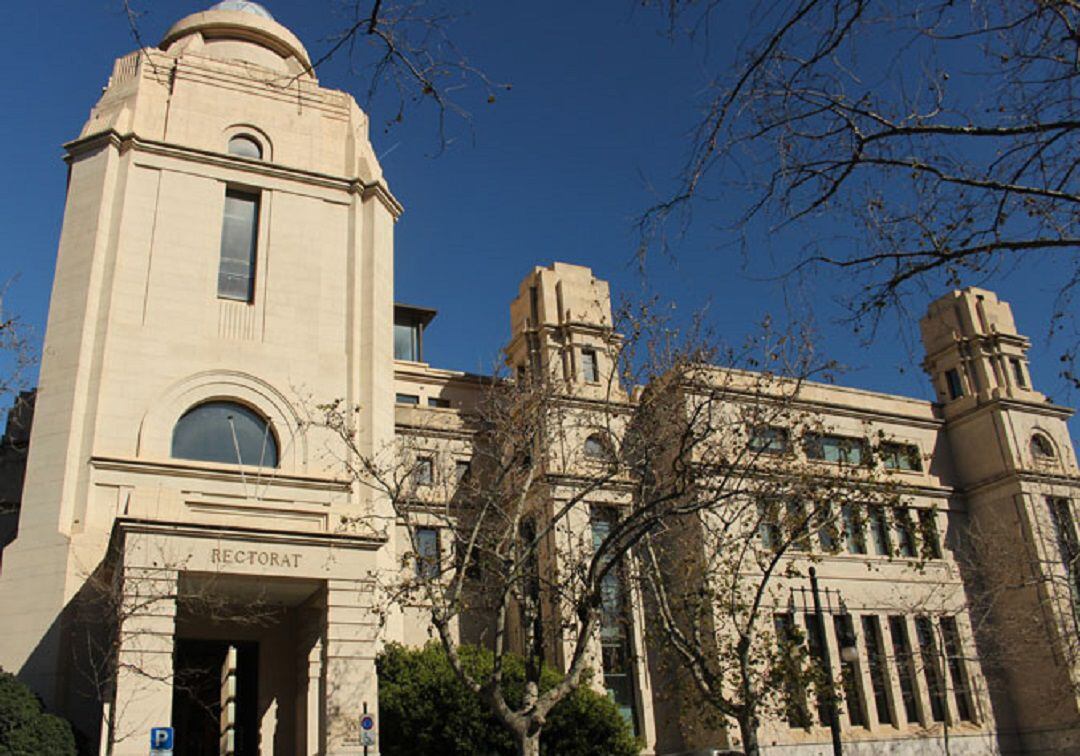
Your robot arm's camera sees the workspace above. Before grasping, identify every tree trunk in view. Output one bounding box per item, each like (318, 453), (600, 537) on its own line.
(517, 731), (541, 756)
(737, 711), (760, 756)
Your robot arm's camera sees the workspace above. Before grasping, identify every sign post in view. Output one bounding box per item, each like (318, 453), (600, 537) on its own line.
(149, 726), (174, 755)
(360, 702), (376, 754)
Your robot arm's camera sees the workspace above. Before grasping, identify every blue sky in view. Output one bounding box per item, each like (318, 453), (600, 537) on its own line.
(1, 1), (1075, 434)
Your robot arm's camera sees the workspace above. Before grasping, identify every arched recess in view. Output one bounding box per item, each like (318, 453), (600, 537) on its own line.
(136, 370), (306, 471)
(223, 123), (274, 162)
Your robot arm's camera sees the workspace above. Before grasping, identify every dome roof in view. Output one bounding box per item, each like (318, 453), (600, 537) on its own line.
(207, 1), (274, 19)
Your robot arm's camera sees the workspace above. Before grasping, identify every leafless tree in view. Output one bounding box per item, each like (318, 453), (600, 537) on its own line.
(641, 0), (1078, 380)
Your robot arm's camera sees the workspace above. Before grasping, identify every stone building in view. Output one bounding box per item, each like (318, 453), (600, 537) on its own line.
(0, 2), (1079, 754)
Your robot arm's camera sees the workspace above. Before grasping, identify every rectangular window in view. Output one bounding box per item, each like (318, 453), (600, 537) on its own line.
(591, 513), (640, 735)
(1009, 358), (1027, 388)
(893, 508), (918, 558)
(414, 457), (434, 486)
(945, 369), (963, 400)
(861, 616), (894, 725)
(805, 434), (866, 465)
(939, 617), (974, 722)
(833, 613), (867, 726)
(774, 613), (811, 728)
(817, 504), (839, 553)
(395, 393), (420, 405)
(787, 499), (811, 551)
(914, 616), (947, 722)
(842, 503), (867, 555)
(888, 616), (920, 724)
(868, 507), (891, 556)
(918, 509), (943, 559)
(218, 189), (260, 302)
(750, 426), (789, 455)
(427, 396), (451, 408)
(758, 499), (781, 552)
(415, 527), (440, 579)
(881, 442), (922, 472)
(394, 322), (420, 361)
(1047, 497), (1080, 610)
(581, 348), (599, 383)
(455, 460), (471, 483)
(804, 613), (830, 726)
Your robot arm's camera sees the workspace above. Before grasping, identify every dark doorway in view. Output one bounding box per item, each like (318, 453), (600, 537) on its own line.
(172, 639), (259, 756)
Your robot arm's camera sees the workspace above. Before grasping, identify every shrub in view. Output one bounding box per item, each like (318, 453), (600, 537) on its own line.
(377, 642), (639, 756)
(0, 669), (76, 756)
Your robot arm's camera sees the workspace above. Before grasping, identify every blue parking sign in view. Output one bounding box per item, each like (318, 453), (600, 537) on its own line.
(150, 727), (174, 752)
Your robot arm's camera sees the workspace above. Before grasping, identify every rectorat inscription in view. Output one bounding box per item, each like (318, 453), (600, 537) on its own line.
(210, 548), (303, 568)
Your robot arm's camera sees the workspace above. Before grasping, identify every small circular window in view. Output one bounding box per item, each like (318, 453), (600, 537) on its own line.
(1031, 433), (1055, 460)
(228, 135), (263, 160)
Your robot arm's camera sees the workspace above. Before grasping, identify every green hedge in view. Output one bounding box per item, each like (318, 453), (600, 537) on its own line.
(377, 642), (640, 756)
(0, 669), (75, 756)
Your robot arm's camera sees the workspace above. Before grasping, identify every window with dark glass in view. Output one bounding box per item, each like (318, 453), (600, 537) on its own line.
(882, 442), (922, 471)
(427, 396), (450, 408)
(758, 499), (781, 552)
(1031, 434), (1055, 459)
(939, 616), (974, 722)
(750, 426), (789, 455)
(842, 503), (867, 555)
(415, 527), (440, 579)
(218, 189), (260, 302)
(591, 512), (639, 734)
(888, 616), (920, 723)
(805, 434), (866, 465)
(914, 616), (947, 722)
(945, 369), (963, 400)
(1048, 497), (1080, 610)
(1010, 358), (1027, 388)
(455, 460), (471, 483)
(584, 433), (610, 460)
(171, 401), (278, 467)
(581, 348), (599, 383)
(861, 616), (893, 725)
(918, 509), (943, 559)
(227, 134), (263, 160)
(804, 613), (830, 725)
(868, 507), (891, 556)
(894, 508), (918, 558)
(833, 614), (867, 726)
(817, 504), (839, 552)
(774, 613), (811, 728)
(395, 393), (420, 405)
(787, 499), (811, 551)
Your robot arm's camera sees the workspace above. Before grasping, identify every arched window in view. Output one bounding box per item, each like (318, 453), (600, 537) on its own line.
(584, 433), (611, 460)
(172, 401), (278, 467)
(1031, 433), (1056, 460)
(228, 134), (263, 160)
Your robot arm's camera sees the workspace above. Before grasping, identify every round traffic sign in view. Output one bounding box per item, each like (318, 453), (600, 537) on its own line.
(360, 714), (375, 731)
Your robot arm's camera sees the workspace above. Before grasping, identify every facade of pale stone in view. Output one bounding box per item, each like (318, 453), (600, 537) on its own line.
(1, 3), (1080, 755)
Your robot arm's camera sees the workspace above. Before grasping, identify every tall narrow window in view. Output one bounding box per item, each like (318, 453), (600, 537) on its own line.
(415, 527), (440, 579)
(868, 507), (891, 556)
(1009, 357), (1027, 388)
(414, 457), (434, 486)
(919, 509), (943, 559)
(939, 617), (974, 722)
(842, 503), (867, 555)
(218, 189), (260, 302)
(944, 369), (963, 400)
(758, 499), (781, 552)
(817, 504), (839, 553)
(888, 616), (919, 723)
(394, 321), (420, 361)
(787, 499), (811, 551)
(893, 508), (917, 558)
(833, 614), (867, 726)
(591, 512), (639, 734)
(581, 348), (599, 383)
(804, 613), (830, 726)
(914, 616), (947, 722)
(774, 613), (811, 728)
(861, 616), (893, 725)
(1048, 497), (1080, 613)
